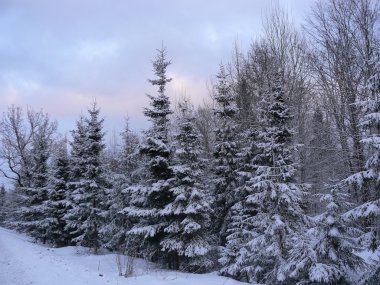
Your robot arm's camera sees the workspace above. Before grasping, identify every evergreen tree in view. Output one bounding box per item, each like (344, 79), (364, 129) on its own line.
(45, 139), (71, 246)
(285, 188), (364, 284)
(345, 54), (380, 235)
(219, 199), (256, 282)
(101, 178), (131, 253)
(160, 101), (212, 272)
(219, 111), (259, 281)
(221, 71), (308, 284)
(124, 47), (175, 264)
(65, 116), (87, 242)
(120, 117), (141, 180)
(364, 266), (380, 285)
(212, 64), (240, 245)
(140, 46), (172, 180)
(71, 116), (89, 181)
(65, 103), (107, 253)
(344, 54), (380, 284)
(101, 118), (141, 253)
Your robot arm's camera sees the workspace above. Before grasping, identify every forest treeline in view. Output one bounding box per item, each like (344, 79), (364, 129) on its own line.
(1, 0), (380, 284)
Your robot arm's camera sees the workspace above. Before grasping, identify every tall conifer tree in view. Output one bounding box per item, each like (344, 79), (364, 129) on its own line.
(160, 101), (212, 272)
(45, 139), (70, 246)
(65, 103), (107, 253)
(344, 54), (380, 283)
(212, 64), (240, 245)
(221, 71), (308, 284)
(124, 47), (175, 264)
(101, 118), (141, 253)
(285, 187), (364, 284)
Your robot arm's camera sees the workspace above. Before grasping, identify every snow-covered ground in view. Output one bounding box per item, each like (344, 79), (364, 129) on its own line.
(0, 227), (248, 285)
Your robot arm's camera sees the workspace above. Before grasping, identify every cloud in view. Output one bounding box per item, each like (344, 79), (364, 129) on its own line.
(0, 0), (312, 134)
(75, 40), (120, 62)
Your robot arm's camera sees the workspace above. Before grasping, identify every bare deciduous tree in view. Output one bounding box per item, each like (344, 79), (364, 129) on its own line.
(305, 0), (380, 194)
(0, 106), (57, 187)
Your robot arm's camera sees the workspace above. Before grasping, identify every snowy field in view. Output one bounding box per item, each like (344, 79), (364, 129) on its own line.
(0, 227), (248, 285)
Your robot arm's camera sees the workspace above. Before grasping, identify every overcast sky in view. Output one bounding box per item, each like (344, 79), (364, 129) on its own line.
(0, 0), (312, 136)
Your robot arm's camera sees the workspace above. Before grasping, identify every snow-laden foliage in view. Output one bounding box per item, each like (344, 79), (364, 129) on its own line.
(65, 103), (108, 253)
(44, 140), (71, 246)
(3, 35), (380, 282)
(101, 119), (142, 254)
(159, 101), (212, 272)
(344, 54), (380, 229)
(220, 70), (309, 284)
(285, 188), (365, 284)
(212, 64), (241, 245)
(100, 173), (132, 253)
(364, 265), (380, 285)
(342, 53), (380, 284)
(120, 118), (141, 180)
(124, 47), (176, 264)
(64, 116), (87, 241)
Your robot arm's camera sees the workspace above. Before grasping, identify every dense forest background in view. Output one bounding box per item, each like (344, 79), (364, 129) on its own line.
(1, 0), (380, 284)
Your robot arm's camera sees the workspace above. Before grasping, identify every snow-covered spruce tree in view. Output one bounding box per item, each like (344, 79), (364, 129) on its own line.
(364, 265), (380, 285)
(120, 117), (141, 179)
(221, 71), (309, 284)
(141, 46), (173, 180)
(343, 54), (380, 284)
(219, 109), (260, 281)
(212, 64), (240, 245)
(124, 47), (175, 265)
(285, 187), (365, 284)
(159, 101), (212, 272)
(65, 115), (87, 242)
(65, 103), (107, 253)
(101, 118), (141, 253)
(101, 177), (132, 253)
(219, 198), (257, 282)
(45, 139), (71, 247)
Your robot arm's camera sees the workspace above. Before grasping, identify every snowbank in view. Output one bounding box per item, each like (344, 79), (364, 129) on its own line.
(0, 227), (248, 285)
